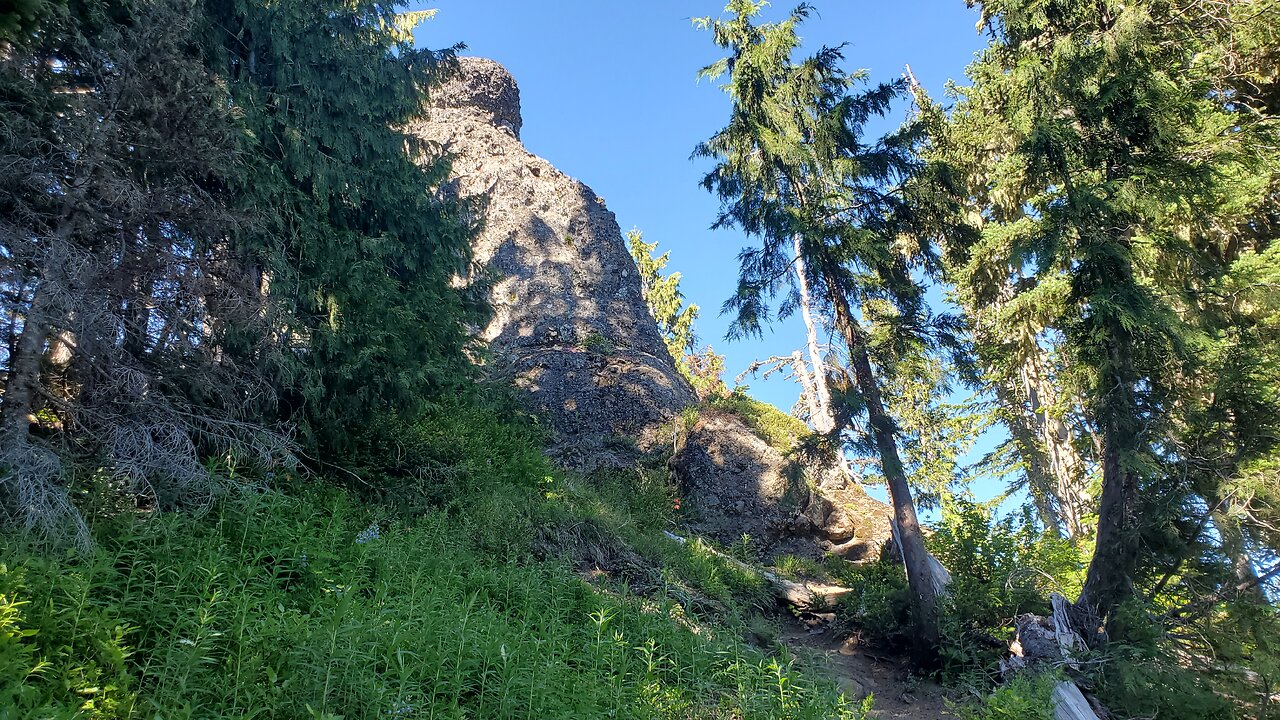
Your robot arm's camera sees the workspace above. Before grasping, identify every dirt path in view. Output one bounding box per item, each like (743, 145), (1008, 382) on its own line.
(780, 622), (958, 719)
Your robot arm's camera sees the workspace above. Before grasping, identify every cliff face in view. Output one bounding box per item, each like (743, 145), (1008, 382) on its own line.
(412, 58), (695, 472)
(413, 58), (890, 560)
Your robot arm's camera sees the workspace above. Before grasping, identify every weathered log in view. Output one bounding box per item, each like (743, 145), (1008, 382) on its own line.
(1052, 681), (1101, 720)
(1000, 593), (1101, 719)
(662, 531), (853, 609)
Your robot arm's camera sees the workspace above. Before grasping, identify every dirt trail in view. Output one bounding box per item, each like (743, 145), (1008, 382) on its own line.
(780, 623), (958, 719)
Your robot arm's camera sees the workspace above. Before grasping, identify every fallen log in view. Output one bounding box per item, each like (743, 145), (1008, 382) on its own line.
(1052, 681), (1100, 720)
(662, 531), (854, 609)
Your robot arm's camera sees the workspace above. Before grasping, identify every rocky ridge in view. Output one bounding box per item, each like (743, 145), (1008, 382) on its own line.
(412, 58), (890, 560)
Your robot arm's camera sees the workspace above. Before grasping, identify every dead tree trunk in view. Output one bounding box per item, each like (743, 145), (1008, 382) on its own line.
(792, 234), (836, 434)
(1017, 348), (1091, 539)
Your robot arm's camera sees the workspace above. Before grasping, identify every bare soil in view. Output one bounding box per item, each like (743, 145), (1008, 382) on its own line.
(780, 622), (959, 719)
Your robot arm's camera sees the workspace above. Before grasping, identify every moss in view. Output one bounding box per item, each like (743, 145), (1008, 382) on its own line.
(580, 331), (615, 354)
(708, 388), (811, 451)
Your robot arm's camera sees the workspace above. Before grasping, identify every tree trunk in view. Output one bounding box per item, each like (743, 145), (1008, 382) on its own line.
(2, 283), (51, 441)
(1073, 416), (1141, 641)
(824, 273), (940, 657)
(1018, 348), (1090, 539)
(998, 381), (1065, 536)
(792, 234), (836, 434)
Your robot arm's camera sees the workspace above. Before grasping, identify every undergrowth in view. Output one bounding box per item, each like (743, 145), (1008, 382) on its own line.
(822, 501), (1278, 719)
(707, 389), (811, 452)
(0, 399), (868, 720)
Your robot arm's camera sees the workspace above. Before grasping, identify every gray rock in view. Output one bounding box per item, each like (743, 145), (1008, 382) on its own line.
(412, 58), (890, 558)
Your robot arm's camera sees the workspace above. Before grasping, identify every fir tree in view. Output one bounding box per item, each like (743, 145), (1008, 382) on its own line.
(202, 0), (487, 454)
(0, 0), (288, 542)
(627, 229), (700, 372)
(932, 0), (1280, 636)
(694, 0), (948, 657)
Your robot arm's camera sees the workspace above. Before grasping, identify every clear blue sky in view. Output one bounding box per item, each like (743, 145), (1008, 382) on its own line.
(412, 2), (1005, 509)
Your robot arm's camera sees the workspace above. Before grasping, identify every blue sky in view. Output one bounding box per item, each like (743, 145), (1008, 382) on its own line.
(412, 2), (1005, 508)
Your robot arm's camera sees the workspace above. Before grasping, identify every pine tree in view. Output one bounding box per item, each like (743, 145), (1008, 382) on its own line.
(694, 0), (947, 657)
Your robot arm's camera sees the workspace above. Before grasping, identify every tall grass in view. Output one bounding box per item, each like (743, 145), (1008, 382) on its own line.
(1, 401), (868, 719)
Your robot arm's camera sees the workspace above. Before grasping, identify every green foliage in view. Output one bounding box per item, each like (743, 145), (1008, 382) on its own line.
(346, 394), (552, 519)
(1095, 646), (1237, 720)
(0, 487), (867, 720)
(931, 502), (1085, 622)
(694, 0), (948, 657)
(828, 504), (1085, 678)
(0, 400), (873, 719)
(0, 0), (57, 40)
(827, 560), (913, 650)
(0, 563), (134, 718)
(932, 0), (1280, 624)
(881, 356), (985, 510)
(1077, 600), (1280, 720)
(961, 672), (1057, 720)
(929, 503), (1084, 677)
(203, 0), (486, 453)
(708, 388), (811, 451)
(685, 345), (729, 399)
(580, 331), (616, 354)
(627, 229), (701, 380)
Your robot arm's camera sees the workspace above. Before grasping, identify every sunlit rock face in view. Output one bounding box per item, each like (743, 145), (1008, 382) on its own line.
(412, 58), (889, 559)
(412, 57), (695, 471)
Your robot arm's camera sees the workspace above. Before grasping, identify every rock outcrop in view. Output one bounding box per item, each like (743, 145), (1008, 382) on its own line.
(413, 58), (890, 560)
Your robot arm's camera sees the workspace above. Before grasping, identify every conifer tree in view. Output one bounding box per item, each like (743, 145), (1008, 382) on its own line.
(202, 0), (486, 453)
(1, 0), (287, 542)
(628, 229), (700, 370)
(695, 0), (946, 656)
(931, 0), (1280, 636)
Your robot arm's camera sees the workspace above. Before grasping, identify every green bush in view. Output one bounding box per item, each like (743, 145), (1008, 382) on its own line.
(347, 393), (554, 513)
(928, 502), (1085, 678)
(1, 387), (876, 720)
(0, 562), (134, 718)
(1089, 603), (1245, 720)
(826, 502), (1085, 682)
(828, 559), (913, 650)
(960, 672), (1057, 720)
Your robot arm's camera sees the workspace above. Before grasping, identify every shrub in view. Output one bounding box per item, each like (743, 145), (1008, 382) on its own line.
(928, 502), (1085, 677)
(961, 672), (1057, 720)
(347, 393), (553, 513)
(828, 559), (913, 650)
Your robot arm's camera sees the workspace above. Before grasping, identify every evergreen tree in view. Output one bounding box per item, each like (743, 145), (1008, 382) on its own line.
(202, 0), (486, 454)
(0, 0), (287, 542)
(694, 0), (947, 657)
(627, 229), (700, 371)
(931, 0), (1280, 637)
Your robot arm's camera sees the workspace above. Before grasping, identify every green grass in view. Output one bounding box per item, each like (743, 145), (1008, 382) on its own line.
(0, 402), (870, 720)
(707, 389), (811, 452)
